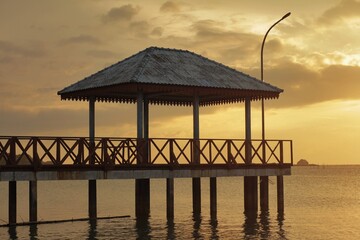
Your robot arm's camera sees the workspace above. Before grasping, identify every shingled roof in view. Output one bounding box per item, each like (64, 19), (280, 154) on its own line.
(58, 47), (283, 106)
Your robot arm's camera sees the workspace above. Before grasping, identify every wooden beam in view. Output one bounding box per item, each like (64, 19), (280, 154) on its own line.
(166, 178), (174, 219)
(88, 98), (97, 219)
(9, 181), (17, 224)
(245, 98), (251, 164)
(260, 176), (269, 212)
(244, 176), (258, 213)
(29, 181), (37, 222)
(277, 176), (284, 213)
(192, 95), (201, 215)
(135, 92), (150, 218)
(210, 177), (217, 219)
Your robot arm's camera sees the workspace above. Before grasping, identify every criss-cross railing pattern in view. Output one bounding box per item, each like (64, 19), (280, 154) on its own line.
(0, 136), (293, 168)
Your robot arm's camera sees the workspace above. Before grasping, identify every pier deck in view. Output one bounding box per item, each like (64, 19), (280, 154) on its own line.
(0, 136), (292, 181)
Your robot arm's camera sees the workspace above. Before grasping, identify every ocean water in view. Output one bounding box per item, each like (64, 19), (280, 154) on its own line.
(0, 165), (359, 239)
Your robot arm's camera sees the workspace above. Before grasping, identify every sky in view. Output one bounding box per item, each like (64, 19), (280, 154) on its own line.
(0, 0), (359, 165)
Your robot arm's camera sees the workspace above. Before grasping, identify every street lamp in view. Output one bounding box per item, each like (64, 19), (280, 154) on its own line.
(260, 12), (291, 162)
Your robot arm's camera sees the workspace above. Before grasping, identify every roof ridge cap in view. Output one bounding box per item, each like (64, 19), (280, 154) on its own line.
(130, 47), (155, 83)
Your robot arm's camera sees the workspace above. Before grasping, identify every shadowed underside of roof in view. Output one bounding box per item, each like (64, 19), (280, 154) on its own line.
(58, 47), (283, 106)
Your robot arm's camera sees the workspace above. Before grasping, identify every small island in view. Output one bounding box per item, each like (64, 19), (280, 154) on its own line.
(296, 159), (318, 166)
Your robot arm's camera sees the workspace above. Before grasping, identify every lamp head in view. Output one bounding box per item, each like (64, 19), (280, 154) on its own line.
(282, 12), (291, 20)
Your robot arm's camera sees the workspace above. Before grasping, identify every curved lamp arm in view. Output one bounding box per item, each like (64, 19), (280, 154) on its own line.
(261, 12), (291, 81)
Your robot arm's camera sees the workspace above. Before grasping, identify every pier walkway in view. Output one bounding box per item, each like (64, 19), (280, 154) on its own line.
(0, 136), (292, 180)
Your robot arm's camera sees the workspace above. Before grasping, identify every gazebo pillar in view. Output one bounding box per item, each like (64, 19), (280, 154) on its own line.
(135, 92), (150, 218)
(192, 95), (201, 215)
(88, 97), (97, 219)
(244, 97), (258, 213)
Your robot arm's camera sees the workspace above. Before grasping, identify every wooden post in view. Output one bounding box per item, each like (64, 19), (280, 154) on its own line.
(29, 181), (38, 222)
(277, 176), (284, 213)
(210, 177), (217, 219)
(244, 176), (258, 213)
(260, 176), (269, 212)
(166, 178), (174, 219)
(243, 98), (257, 212)
(136, 92), (150, 218)
(245, 98), (251, 164)
(192, 95), (201, 215)
(88, 98), (97, 219)
(136, 179), (150, 217)
(9, 181), (16, 225)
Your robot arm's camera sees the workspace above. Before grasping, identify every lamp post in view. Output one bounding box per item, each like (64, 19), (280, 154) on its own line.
(260, 12), (291, 162)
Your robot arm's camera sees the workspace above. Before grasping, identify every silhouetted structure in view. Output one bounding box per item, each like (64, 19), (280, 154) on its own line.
(0, 47), (293, 225)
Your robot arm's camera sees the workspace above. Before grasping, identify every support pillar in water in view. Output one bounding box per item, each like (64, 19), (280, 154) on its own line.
(166, 178), (174, 219)
(244, 176), (258, 213)
(260, 176), (269, 212)
(29, 181), (38, 222)
(277, 175), (284, 213)
(88, 179), (97, 219)
(136, 179), (150, 217)
(210, 177), (217, 219)
(192, 178), (201, 215)
(9, 181), (17, 225)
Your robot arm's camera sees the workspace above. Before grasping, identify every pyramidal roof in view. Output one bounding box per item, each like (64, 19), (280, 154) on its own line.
(58, 47), (283, 106)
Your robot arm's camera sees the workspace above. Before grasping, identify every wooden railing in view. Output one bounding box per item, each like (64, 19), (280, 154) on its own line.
(0, 136), (293, 169)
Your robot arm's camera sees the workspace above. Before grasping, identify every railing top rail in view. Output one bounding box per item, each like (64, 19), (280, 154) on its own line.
(0, 136), (293, 142)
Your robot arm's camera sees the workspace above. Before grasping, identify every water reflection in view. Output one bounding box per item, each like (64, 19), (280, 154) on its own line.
(166, 219), (176, 240)
(242, 211), (259, 237)
(241, 210), (288, 239)
(277, 212), (287, 239)
(29, 224), (38, 240)
(192, 214), (202, 239)
(88, 219), (98, 240)
(209, 218), (219, 240)
(8, 226), (17, 239)
(259, 211), (270, 239)
(136, 216), (151, 240)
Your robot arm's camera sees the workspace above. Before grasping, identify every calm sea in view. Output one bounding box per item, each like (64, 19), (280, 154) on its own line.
(0, 165), (359, 239)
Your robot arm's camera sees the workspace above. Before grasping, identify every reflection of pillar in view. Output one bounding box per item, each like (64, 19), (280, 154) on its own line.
(136, 92), (150, 217)
(210, 177), (217, 219)
(192, 95), (201, 215)
(166, 178), (174, 219)
(29, 181), (37, 222)
(260, 176), (269, 212)
(277, 176), (284, 213)
(244, 176), (258, 212)
(9, 181), (17, 225)
(88, 98), (97, 219)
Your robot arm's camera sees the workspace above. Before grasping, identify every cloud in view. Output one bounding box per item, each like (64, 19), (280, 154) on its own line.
(0, 40), (45, 58)
(60, 34), (101, 45)
(129, 21), (151, 37)
(86, 50), (117, 58)
(102, 4), (141, 23)
(254, 61), (360, 108)
(151, 27), (164, 37)
(318, 0), (360, 25)
(160, 1), (181, 13)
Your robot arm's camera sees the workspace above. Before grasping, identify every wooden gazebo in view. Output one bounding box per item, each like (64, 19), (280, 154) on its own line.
(0, 47), (292, 225)
(58, 46), (287, 218)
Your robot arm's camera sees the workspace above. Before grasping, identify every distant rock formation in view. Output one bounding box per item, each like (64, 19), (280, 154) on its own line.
(0, 154), (32, 165)
(297, 159), (309, 166)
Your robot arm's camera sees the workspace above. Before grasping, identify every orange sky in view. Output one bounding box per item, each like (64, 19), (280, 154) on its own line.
(0, 0), (359, 164)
